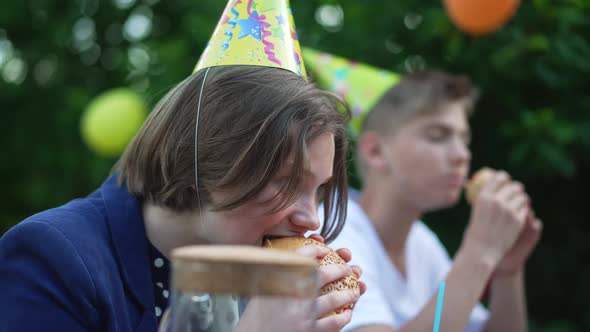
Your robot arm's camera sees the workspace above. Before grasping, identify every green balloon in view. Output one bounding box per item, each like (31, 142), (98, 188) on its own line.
(81, 88), (147, 157)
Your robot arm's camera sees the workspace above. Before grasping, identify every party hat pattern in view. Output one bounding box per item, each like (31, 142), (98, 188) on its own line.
(303, 48), (400, 135)
(195, 0), (306, 76)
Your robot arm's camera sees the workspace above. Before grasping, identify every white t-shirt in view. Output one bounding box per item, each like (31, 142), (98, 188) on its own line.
(325, 199), (489, 332)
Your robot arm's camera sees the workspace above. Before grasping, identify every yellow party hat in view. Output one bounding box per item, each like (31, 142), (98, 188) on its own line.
(302, 48), (400, 135)
(195, 0), (306, 76)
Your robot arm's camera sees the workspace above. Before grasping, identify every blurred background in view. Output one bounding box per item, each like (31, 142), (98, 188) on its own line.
(1, 0), (588, 330)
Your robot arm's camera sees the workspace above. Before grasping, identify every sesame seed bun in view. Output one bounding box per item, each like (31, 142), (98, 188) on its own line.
(264, 237), (359, 316)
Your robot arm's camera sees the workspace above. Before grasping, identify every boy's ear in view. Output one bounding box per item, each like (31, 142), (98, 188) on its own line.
(358, 131), (389, 173)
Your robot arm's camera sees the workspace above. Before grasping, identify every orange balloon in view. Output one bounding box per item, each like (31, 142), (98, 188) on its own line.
(444, 0), (520, 36)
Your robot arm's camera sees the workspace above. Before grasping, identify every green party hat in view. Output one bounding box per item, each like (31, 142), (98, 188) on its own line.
(303, 48), (400, 134)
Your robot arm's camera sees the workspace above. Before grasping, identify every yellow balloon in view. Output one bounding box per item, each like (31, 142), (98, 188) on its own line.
(81, 88), (147, 157)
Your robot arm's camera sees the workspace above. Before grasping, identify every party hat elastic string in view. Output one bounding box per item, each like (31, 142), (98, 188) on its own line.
(194, 67), (211, 230)
(191, 0), (307, 230)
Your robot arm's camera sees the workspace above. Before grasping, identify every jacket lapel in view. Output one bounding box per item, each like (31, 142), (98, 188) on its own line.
(101, 175), (157, 327)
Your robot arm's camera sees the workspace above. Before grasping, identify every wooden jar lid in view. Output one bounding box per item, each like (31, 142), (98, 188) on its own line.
(171, 245), (318, 297)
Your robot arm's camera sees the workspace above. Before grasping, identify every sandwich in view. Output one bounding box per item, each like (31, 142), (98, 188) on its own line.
(465, 167), (496, 204)
(264, 236), (359, 317)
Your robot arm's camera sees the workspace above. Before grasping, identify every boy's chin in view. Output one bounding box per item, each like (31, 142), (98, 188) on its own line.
(423, 194), (460, 212)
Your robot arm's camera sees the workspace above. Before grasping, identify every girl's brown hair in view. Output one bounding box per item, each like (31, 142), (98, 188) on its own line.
(116, 66), (350, 242)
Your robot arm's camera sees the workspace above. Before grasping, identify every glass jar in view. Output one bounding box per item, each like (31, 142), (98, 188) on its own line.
(160, 245), (318, 332)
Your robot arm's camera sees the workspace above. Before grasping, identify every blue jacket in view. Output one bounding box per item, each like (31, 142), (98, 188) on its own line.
(0, 175), (160, 332)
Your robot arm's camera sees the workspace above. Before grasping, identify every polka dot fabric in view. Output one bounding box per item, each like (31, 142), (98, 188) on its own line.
(148, 241), (170, 324)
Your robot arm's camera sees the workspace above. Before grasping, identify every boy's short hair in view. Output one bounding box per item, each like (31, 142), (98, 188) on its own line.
(361, 70), (477, 137)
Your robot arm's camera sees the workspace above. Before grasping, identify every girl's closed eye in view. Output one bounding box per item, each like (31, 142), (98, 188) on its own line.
(256, 177), (289, 204)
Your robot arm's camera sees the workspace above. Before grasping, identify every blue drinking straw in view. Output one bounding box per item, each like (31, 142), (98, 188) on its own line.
(433, 281), (446, 332)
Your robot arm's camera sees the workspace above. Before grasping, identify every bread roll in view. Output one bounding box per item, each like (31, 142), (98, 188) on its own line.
(264, 237), (359, 316)
(465, 167), (496, 204)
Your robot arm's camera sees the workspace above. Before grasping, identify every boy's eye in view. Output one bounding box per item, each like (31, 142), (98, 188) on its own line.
(425, 128), (448, 141)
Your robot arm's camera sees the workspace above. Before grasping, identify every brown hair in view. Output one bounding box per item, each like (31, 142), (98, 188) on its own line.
(115, 65), (350, 243)
(361, 70), (478, 136)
